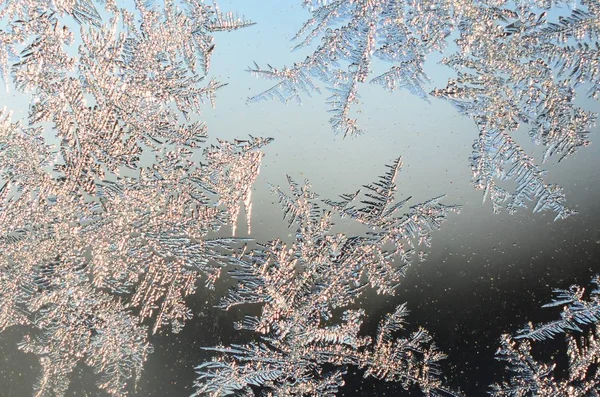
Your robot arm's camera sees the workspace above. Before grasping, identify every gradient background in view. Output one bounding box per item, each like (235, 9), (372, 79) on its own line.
(1, 1), (599, 395)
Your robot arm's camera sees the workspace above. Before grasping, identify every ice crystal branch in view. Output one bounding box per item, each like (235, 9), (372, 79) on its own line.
(0, 116), (270, 395)
(0, 1), (262, 396)
(515, 275), (600, 341)
(250, 0), (598, 218)
(433, 2), (597, 219)
(20, 267), (153, 397)
(0, 109), (270, 395)
(491, 276), (600, 396)
(194, 158), (460, 396)
(248, 0), (455, 137)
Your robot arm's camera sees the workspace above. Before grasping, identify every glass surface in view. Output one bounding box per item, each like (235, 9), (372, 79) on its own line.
(1, 0), (599, 396)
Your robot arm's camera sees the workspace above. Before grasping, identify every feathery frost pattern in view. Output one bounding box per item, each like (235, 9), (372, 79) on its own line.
(491, 276), (600, 396)
(432, 1), (597, 220)
(248, 0), (448, 137)
(249, 0), (599, 218)
(0, 0), (262, 395)
(194, 158), (461, 396)
(1, 0), (598, 396)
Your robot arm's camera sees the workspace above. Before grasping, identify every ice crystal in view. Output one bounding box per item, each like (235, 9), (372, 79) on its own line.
(433, 2), (597, 220)
(0, 111), (154, 396)
(0, 1), (263, 395)
(0, 121), (269, 394)
(249, 0), (598, 218)
(194, 158), (461, 396)
(248, 0), (453, 137)
(491, 276), (600, 396)
(512, 276), (600, 341)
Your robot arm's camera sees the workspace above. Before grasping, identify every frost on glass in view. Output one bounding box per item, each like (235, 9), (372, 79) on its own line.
(0, 0), (264, 395)
(194, 158), (461, 396)
(249, 0), (599, 219)
(248, 0), (450, 137)
(491, 276), (600, 396)
(432, 2), (597, 220)
(1, 0), (598, 396)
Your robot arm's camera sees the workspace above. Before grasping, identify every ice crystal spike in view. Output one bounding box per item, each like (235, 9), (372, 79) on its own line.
(200, 136), (273, 236)
(0, 1), (261, 395)
(491, 276), (600, 396)
(467, 125), (577, 220)
(251, 0), (598, 218)
(515, 276), (600, 341)
(194, 159), (460, 396)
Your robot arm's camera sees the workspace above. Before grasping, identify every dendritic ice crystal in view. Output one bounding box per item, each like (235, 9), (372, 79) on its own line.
(194, 158), (461, 396)
(491, 276), (600, 396)
(0, 0), (265, 395)
(249, 0), (599, 219)
(1, 0), (599, 396)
